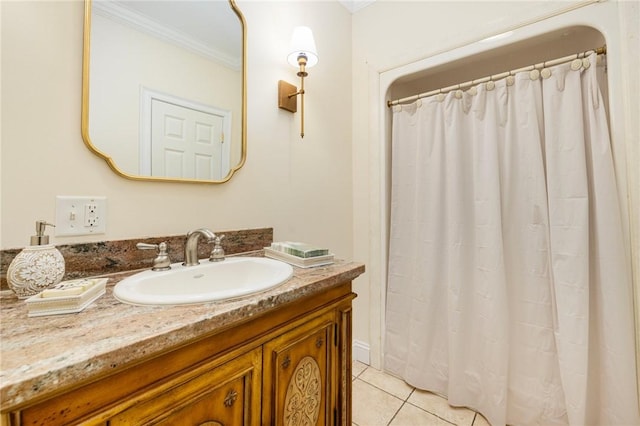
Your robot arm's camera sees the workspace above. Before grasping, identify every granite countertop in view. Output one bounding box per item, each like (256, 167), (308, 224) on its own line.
(0, 258), (365, 411)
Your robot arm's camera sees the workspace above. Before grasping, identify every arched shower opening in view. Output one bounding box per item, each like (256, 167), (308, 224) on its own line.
(370, 2), (639, 424)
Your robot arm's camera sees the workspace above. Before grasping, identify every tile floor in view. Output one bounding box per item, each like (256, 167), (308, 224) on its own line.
(352, 361), (490, 426)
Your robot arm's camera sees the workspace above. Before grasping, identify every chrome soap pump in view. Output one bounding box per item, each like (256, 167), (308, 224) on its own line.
(7, 221), (66, 299)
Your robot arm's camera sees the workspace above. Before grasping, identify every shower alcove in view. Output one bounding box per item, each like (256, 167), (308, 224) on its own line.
(368, 0), (638, 416)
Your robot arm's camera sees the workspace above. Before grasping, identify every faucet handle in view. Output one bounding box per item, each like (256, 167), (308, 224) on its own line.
(210, 235), (225, 262)
(137, 242), (171, 271)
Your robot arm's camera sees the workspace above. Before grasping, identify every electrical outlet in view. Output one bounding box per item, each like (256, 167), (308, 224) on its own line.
(56, 196), (107, 236)
(84, 203), (100, 228)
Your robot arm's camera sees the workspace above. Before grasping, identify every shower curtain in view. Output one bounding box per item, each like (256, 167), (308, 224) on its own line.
(384, 53), (639, 426)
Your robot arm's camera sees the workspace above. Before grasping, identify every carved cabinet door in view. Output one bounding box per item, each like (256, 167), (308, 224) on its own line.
(109, 347), (262, 426)
(262, 311), (336, 426)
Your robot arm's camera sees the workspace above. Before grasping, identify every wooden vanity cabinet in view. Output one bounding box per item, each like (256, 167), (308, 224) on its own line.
(5, 282), (355, 426)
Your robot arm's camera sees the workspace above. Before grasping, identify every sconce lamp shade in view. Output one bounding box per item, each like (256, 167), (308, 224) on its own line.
(287, 26), (318, 68)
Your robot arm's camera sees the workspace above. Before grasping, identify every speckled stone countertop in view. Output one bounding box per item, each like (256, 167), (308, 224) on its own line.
(0, 257), (365, 411)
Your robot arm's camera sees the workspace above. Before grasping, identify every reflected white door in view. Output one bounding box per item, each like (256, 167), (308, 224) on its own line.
(150, 99), (224, 180)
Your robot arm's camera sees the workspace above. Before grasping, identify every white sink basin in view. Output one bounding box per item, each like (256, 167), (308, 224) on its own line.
(113, 257), (293, 306)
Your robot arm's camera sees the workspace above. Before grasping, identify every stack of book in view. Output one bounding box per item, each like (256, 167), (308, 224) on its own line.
(264, 242), (334, 268)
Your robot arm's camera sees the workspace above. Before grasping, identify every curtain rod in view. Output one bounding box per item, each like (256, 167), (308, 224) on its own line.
(387, 46), (607, 108)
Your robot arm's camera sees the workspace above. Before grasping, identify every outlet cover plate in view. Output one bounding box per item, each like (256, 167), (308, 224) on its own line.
(55, 196), (107, 236)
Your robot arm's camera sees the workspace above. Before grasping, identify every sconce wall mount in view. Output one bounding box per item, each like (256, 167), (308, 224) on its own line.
(278, 80), (298, 113)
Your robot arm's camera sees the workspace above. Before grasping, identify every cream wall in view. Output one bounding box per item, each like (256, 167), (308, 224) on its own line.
(0, 0), (353, 266)
(351, 0), (640, 369)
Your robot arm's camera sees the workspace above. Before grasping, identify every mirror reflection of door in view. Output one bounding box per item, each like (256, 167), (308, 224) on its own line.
(150, 100), (225, 180)
(140, 88), (231, 180)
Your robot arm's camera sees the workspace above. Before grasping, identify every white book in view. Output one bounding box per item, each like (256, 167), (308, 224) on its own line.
(264, 248), (334, 268)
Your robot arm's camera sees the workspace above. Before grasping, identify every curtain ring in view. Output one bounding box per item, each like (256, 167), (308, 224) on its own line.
(529, 69), (540, 80)
(571, 59), (582, 71)
(541, 68), (552, 79)
(582, 58), (591, 69)
(486, 81), (495, 91)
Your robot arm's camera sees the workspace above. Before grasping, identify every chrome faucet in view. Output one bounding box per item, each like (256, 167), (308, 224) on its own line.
(183, 228), (216, 266)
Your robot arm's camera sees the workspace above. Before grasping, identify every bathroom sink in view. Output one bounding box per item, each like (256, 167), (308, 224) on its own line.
(113, 257), (293, 306)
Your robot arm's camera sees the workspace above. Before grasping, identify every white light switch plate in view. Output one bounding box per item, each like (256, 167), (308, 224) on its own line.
(55, 196), (107, 236)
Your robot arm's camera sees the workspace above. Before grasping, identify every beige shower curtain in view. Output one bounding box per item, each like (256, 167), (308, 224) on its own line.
(384, 53), (639, 426)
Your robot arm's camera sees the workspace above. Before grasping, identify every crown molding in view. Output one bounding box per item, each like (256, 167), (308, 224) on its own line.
(92, 1), (240, 71)
(338, 0), (376, 14)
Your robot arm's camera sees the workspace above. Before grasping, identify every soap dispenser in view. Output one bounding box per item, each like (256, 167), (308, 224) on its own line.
(7, 221), (66, 299)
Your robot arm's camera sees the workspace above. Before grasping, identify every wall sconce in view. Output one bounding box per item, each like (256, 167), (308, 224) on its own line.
(278, 26), (318, 138)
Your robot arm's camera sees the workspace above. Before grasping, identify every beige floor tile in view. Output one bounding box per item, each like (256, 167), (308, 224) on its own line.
(390, 403), (454, 426)
(408, 389), (476, 426)
(359, 367), (415, 400)
(352, 379), (404, 426)
(352, 360), (368, 378)
(472, 412), (491, 426)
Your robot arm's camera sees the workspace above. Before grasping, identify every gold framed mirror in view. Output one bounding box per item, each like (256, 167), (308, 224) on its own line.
(82, 0), (246, 183)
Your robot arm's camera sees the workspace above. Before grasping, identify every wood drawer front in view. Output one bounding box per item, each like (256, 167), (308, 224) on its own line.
(109, 348), (262, 426)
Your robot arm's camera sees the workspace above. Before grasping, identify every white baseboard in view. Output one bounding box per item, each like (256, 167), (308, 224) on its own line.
(353, 339), (370, 365)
